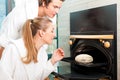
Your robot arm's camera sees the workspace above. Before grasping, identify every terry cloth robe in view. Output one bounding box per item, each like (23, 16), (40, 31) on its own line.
(0, 62), (12, 80)
(0, 0), (38, 47)
(0, 38), (55, 80)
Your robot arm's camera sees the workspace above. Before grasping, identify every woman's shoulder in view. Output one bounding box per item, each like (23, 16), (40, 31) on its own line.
(8, 38), (24, 48)
(10, 38), (27, 57)
(1, 39), (22, 60)
(4, 38), (24, 53)
(4, 38), (26, 57)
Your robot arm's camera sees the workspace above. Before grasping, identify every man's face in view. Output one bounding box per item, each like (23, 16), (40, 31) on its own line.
(44, 0), (63, 18)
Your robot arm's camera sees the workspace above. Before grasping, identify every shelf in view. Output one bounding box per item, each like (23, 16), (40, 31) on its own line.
(70, 35), (114, 39)
(62, 57), (107, 67)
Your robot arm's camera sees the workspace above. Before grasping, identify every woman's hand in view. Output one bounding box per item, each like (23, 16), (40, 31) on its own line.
(50, 48), (64, 65)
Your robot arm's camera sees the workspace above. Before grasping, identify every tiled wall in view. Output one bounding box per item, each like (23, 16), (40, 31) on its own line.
(58, 0), (120, 79)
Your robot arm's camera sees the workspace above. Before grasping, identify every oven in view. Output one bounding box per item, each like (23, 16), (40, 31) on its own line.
(52, 4), (117, 80)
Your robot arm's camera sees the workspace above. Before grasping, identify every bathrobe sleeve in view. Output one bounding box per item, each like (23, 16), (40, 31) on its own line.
(36, 47), (56, 80)
(40, 59), (56, 80)
(0, 44), (18, 80)
(0, 0), (38, 47)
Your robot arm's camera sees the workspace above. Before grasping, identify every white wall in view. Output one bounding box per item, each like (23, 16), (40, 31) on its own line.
(58, 0), (120, 79)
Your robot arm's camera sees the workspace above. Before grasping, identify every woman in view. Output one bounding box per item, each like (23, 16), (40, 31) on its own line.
(0, 17), (64, 80)
(0, 0), (65, 58)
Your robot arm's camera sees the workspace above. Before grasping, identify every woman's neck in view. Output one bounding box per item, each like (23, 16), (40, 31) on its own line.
(33, 36), (44, 50)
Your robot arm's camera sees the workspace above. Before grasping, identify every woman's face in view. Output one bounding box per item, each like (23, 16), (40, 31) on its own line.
(42, 22), (56, 44)
(43, 0), (63, 18)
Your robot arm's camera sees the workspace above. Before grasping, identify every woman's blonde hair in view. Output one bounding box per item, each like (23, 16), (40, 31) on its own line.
(22, 17), (52, 64)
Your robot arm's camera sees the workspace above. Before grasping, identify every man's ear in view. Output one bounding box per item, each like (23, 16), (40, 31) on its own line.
(42, 1), (45, 7)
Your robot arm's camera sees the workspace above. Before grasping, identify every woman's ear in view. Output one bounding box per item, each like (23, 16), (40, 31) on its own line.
(39, 30), (45, 37)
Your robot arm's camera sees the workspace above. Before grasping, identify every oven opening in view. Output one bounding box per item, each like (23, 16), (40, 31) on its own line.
(71, 40), (112, 75)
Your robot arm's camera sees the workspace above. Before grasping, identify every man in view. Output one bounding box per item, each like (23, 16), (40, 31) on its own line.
(0, 0), (65, 58)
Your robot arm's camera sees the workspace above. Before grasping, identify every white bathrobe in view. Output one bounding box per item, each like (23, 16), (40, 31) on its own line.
(0, 38), (55, 80)
(0, 0), (38, 47)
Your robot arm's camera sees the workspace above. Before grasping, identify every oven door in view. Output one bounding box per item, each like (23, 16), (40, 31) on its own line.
(51, 61), (111, 80)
